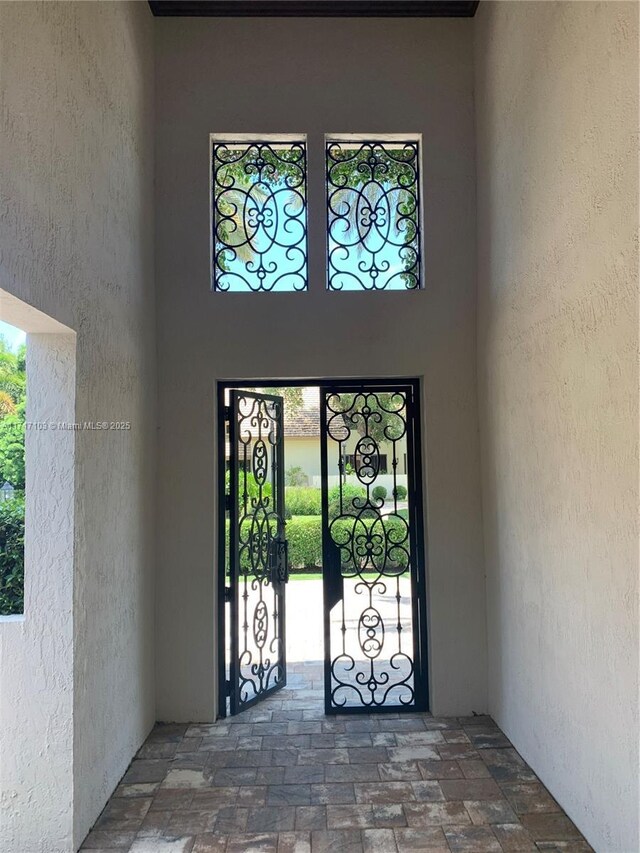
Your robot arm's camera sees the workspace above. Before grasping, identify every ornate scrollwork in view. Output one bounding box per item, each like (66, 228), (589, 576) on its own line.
(326, 140), (421, 291)
(325, 389), (416, 709)
(213, 140), (308, 292)
(233, 394), (285, 706)
(253, 601), (269, 650)
(359, 607), (385, 659)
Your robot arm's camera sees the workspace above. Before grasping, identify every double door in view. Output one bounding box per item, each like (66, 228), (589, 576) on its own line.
(220, 381), (428, 717)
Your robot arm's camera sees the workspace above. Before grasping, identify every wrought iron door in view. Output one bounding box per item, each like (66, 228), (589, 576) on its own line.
(227, 390), (288, 714)
(320, 382), (428, 714)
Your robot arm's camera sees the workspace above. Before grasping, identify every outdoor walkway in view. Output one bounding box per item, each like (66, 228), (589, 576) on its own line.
(80, 662), (592, 853)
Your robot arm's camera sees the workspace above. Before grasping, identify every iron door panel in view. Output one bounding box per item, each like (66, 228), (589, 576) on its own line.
(320, 382), (428, 714)
(228, 390), (287, 714)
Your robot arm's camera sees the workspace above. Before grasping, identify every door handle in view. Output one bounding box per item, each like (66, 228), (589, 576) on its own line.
(325, 538), (344, 610)
(270, 536), (289, 587)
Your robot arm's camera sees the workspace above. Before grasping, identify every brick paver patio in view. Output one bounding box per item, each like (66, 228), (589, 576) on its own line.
(80, 661), (593, 852)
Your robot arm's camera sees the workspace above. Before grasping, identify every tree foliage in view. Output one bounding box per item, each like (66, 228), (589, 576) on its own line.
(0, 337), (25, 489)
(242, 386), (304, 417)
(0, 495), (24, 615)
(0, 408), (25, 489)
(335, 392), (406, 446)
(0, 336), (25, 614)
(214, 144), (305, 274)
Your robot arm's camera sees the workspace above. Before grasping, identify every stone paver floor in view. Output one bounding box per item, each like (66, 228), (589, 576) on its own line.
(81, 662), (593, 853)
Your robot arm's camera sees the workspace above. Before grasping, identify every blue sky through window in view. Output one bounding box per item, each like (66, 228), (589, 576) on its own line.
(211, 136), (421, 292)
(0, 320), (26, 351)
(213, 139), (307, 292)
(327, 139), (421, 291)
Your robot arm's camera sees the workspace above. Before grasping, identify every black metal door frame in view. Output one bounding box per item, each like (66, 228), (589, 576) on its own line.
(320, 379), (428, 714)
(217, 387), (288, 718)
(217, 377), (429, 718)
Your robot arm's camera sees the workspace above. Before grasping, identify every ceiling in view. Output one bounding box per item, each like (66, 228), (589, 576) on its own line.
(148, 1), (479, 17)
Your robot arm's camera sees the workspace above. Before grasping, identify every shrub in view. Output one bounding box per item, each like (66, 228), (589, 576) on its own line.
(286, 465), (308, 487)
(376, 515), (410, 570)
(225, 470), (272, 504)
(225, 512), (410, 573)
(372, 485), (387, 502)
(392, 485), (408, 500)
(328, 483), (367, 519)
(0, 413), (25, 490)
(0, 496), (25, 615)
(285, 487), (321, 517)
(288, 514), (409, 571)
(287, 515), (323, 568)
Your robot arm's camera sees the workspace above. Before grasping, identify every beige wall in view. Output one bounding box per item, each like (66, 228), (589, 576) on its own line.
(155, 17), (487, 721)
(0, 327), (76, 853)
(475, 3), (639, 850)
(285, 437), (321, 481)
(0, 2), (156, 848)
(284, 434), (404, 483)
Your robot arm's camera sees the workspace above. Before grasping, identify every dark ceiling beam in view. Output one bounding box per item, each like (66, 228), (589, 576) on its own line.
(148, 1), (479, 17)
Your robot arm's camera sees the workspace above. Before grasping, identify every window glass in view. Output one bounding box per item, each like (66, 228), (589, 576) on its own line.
(326, 137), (421, 291)
(212, 137), (308, 292)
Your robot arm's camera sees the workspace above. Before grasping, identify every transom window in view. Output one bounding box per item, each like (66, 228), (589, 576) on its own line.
(212, 136), (308, 292)
(326, 136), (421, 291)
(210, 134), (422, 292)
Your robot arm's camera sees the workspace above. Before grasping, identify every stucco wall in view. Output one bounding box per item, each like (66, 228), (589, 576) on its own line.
(0, 2), (156, 849)
(155, 18), (486, 721)
(474, 3), (639, 850)
(0, 330), (76, 853)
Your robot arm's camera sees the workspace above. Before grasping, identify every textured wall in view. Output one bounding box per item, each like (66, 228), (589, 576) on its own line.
(0, 2), (156, 849)
(0, 332), (76, 853)
(155, 18), (487, 721)
(475, 2), (639, 850)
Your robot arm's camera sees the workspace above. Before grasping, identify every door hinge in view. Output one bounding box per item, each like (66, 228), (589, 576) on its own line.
(224, 405), (231, 420)
(224, 586), (232, 603)
(225, 679), (232, 696)
(224, 494), (231, 511)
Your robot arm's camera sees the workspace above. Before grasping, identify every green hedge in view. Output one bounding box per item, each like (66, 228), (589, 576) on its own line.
(283, 484), (371, 520)
(287, 515), (323, 567)
(0, 496), (25, 615)
(225, 470), (272, 504)
(288, 514), (409, 571)
(285, 487), (321, 517)
(224, 516), (324, 571)
(328, 484), (367, 520)
(225, 512), (410, 573)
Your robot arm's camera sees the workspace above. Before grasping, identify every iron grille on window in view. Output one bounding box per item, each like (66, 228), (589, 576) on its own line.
(326, 138), (421, 291)
(212, 138), (308, 292)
